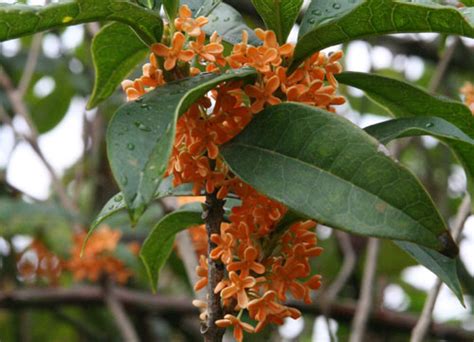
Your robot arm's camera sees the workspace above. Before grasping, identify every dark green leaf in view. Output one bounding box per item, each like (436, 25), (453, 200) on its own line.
(291, 0), (474, 71)
(164, 0), (180, 21)
(140, 209), (203, 291)
(138, 0), (162, 10)
(88, 177), (194, 235)
(88, 23), (148, 109)
(250, 0), (303, 44)
(107, 68), (256, 223)
(395, 241), (464, 305)
(364, 117), (474, 145)
(182, 0), (221, 17)
(0, 0), (163, 45)
(204, 3), (260, 45)
(337, 72), (474, 181)
(221, 102), (457, 256)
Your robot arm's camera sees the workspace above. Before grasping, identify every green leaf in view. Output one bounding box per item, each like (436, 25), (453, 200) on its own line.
(203, 3), (260, 45)
(250, 0), (303, 44)
(220, 102), (458, 256)
(164, 0), (180, 21)
(88, 176), (194, 236)
(337, 72), (474, 181)
(138, 0), (162, 10)
(107, 67), (256, 224)
(140, 209), (203, 292)
(291, 0), (474, 71)
(364, 117), (474, 145)
(395, 241), (464, 305)
(182, 0), (221, 16)
(0, 0), (163, 45)
(88, 23), (148, 109)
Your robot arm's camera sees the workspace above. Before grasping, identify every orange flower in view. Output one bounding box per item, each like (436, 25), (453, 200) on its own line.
(461, 81), (474, 114)
(194, 254), (208, 291)
(220, 271), (256, 308)
(190, 31), (224, 62)
(248, 290), (285, 322)
(174, 5), (209, 37)
(152, 32), (194, 70)
(227, 246), (265, 276)
(215, 314), (255, 342)
(210, 232), (234, 264)
(245, 75), (281, 113)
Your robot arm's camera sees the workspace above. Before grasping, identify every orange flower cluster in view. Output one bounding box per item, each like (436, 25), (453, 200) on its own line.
(66, 226), (133, 284)
(121, 5), (345, 340)
(461, 82), (474, 115)
(17, 240), (62, 285)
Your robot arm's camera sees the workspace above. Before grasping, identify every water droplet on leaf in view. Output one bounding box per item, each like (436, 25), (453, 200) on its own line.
(127, 143), (135, 150)
(425, 122), (434, 128)
(333, 3), (341, 9)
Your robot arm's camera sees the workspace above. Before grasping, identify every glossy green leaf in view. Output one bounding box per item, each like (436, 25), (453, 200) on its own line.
(88, 177), (193, 236)
(0, 0), (163, 45)
(221, 102), (457, 256)
(138, 0), (162, 10)
(291, 0), (474, 71)
(164, 0), (180, 21)
(364, 117), (474, 145)
(395, 240), (464, 304)
(88, 23), (148, 109)
(140, 209), (203, 291)
(250, 0), (303, 44)
(337, 72), (474, 181)
(107, 67), (256, 224)
(183, 0), (221, 16)
(203, 3), (260, 45)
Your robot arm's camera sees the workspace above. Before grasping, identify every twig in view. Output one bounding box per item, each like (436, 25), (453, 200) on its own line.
(349, 238), (380, 342)
(428, 36), (459, 93)
(103, 281), (139, 342)
(410, 194), (471, 342)
(321, 231), (357, 342)
(202, 189), (226, 342)
(2, 286), (473, 340)
(17, 33), (43, 98)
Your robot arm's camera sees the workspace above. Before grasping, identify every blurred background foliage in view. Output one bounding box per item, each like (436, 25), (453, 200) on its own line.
(0, 0), (474, 341)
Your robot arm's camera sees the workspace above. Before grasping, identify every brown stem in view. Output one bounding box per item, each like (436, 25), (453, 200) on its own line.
(202, 189), (226, 342)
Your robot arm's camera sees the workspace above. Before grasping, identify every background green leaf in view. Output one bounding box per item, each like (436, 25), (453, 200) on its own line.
(337, 72), (474, 182)
(221, 102), (457, 256)
(0, 0), (163, 45)
(291, 0), (474, 70)
(107, 68), (256, 224)
(88, 23), (148, 109)
(364, 117), (474, 145)
(164, 0), (180, 21)
(251, 0), (303, 44)
(395, 240), (464, 305)
(140, 209), (203, 292)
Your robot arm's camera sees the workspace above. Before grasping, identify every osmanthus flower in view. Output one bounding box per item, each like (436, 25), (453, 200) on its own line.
(461, 81), (474, 114)
(227, 246), (266, 276)
(215, 314), (255, 342)
(17, 239), (62, 285)
(67, 226), (132, 284)
(152, 32), (194, 70)
(174, 4), (208, 37)
(120, 5), (347, 339)
(219, 271), (257, 308)
(190, 31), (224, 62)
(244, 75), (281, 113)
